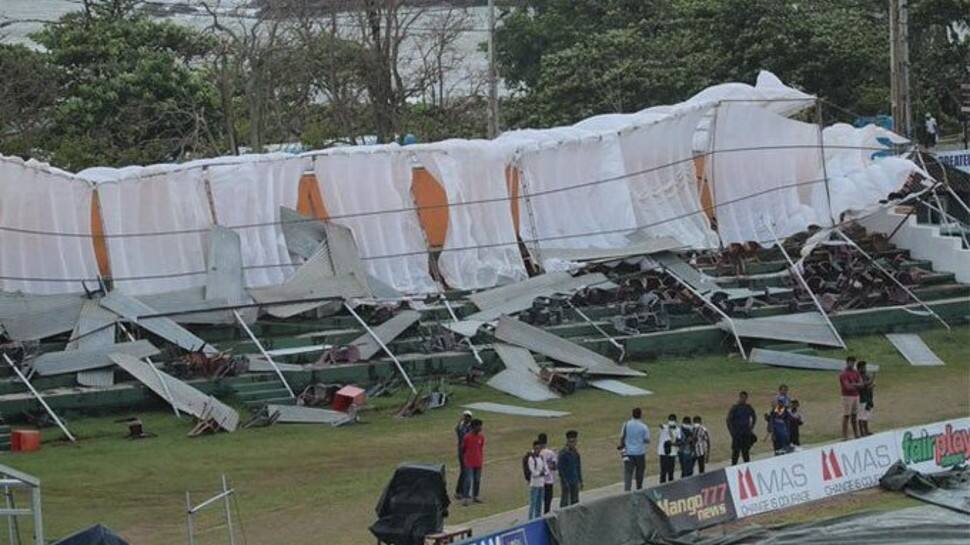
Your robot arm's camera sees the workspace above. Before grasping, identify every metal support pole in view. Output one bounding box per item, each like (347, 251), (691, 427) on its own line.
(565, 300), (626, 362)
(118, 321), (180, 419)
(486, 0), (499, 138)
(222, 475), (235, 545)
(185, 491), (194, 545)
(660, 267), (748, 360)
(5, 487), (19, 545)
(816, 102), (835, 226)
(344, 303), (417, 395)
(2, 354), (76, 443)
(833, 229), (950, 331)
(439, 295), (484, 365)
(233, 310), (295, 398)
(29, 488), (40, 545)
(762, 222), (848, 349)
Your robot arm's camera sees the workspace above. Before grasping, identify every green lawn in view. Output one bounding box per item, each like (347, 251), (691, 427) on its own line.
(5, 326), (969, 545)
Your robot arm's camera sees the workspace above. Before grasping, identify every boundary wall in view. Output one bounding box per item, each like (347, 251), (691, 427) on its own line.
(457, 417), (970, 545)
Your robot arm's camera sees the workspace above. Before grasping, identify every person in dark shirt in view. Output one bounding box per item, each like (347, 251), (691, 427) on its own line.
(857, 361), (875, 437)
(454, 410), (473, 499)
(788, 399), (804, 447)
(768, 400), (793, 455)
(557, 430), (583, 508)
(726, 391), (757, 464)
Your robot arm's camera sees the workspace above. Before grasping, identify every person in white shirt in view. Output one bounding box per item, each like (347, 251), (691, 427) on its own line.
(657, 414), (682, 483)
(692, 416), (711, 474)
(537, 433), (557, 514)
(526, 440), (549, 519)
(925, 113), (939, 147)
(619, 407), (651, 491)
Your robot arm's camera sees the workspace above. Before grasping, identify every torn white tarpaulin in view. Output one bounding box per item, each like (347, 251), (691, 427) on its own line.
(0, 156), (99, 295)
(309, 146), (437, 294)
(709, 103), (822, 245)
(91, 163), (211, 295)
(509, 127), (639, 256)
(208, 155), (305, 288)
(413, 140), (527, 290)
(616, 104), (719, 250)
(110, 353), (239, 431)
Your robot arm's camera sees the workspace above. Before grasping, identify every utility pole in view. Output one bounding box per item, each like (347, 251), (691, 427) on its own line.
(889, 0), (912, 138)
(486, 0), (499, 138)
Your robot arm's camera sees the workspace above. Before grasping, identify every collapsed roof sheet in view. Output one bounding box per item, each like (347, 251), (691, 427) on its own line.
(487, 343), (558, 402)
(724, 312), (843, 347)
(349, 310), (422, 360)
(100, 292), (217, 354)
(539, 237), (683, 264)
(110, 353), (239, 431)
(653, 252), (720, 292)
(589, 379), (652, 397)
(466, 272), (612, 322)
(0, 292), (83, 341)
(66, 299), (116, 350)
(266, 403), (354, 426)
(494, 316), (643, 377)
(31, 340), (159, 376)
(885, 334), (944, 366)
(462, 402), (569, 418)
(750, 348), (880, 371)
(204, 226), (249, 311)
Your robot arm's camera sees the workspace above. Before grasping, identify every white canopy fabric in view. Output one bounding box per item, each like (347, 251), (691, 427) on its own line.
(96, 167), (211, 295)
(512, 127), (639, 256)
(0, 156), (99, 295)
(413, 140), (527, 290)
(310, 146), (438, 294)
(208, 156), (304, 288)
(710, 103), (824, 244)
(618, 104), (719, 249)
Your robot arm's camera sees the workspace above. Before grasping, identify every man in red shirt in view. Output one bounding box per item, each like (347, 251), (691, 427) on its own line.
(839, 357), (864, 440)
(461, 419), (485, 506)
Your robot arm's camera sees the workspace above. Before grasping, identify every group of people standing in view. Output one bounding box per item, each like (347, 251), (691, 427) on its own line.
(624, 409), (711, 487)
(452, 358), (875, 518)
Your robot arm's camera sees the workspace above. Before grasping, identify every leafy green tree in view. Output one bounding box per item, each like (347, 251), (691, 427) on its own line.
(0, 44), (62, 159)
(31, 0), (220, 170)
(497, 0), (970, 130)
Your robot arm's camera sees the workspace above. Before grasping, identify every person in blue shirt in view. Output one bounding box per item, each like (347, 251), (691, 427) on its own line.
(557, 430), (583, 507)
(619, 407), (651, 491)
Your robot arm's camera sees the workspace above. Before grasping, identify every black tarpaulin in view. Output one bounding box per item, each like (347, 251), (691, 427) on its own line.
(645, 506), (969, 545)
(51, 525), (129, 545)
(879, 461), (970, 514)
(369, 462), (450, 545)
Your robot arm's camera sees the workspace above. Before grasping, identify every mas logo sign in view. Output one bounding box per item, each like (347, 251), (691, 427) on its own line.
(818, 433), (895, 497)
(728, 453), (812, 517)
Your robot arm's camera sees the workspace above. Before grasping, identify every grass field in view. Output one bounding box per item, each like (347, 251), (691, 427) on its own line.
(4, 326), (969, 545)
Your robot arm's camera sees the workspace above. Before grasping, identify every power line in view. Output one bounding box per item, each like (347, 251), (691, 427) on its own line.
(0, 142), (892, 240)
(0, 171), (905, 285)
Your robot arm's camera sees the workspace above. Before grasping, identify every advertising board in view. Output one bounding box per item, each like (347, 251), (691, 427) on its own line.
(646, 469), (736, 534)
(726, 448), (814, 518)
(457, 518), (549, 545)
(895, 418), (970, 475)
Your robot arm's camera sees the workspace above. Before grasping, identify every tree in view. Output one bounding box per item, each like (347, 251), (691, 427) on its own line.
(31, 0), (221, 170)
(0, 44), (62, 159)
(497, 0), (970, 130)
